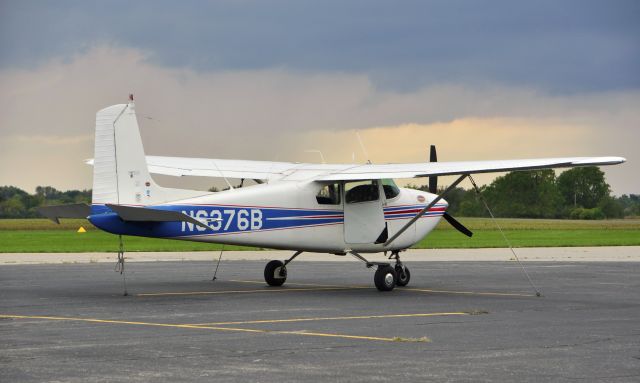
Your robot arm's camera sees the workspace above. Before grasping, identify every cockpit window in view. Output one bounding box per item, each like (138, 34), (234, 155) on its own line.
(382, 179), (400, 199)
(345, 180), (380, 204)
(316, 183), (341, 205)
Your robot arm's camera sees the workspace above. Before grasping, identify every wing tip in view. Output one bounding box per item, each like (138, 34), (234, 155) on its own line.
(571, 156), (627, 166)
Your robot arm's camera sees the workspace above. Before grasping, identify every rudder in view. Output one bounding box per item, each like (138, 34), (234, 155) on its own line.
(91, 99), (203, 207)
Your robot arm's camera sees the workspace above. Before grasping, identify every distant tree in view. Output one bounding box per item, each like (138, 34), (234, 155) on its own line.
(569, 207), (606, 220)
(35, 186), (61, 200)
(482, 170), (563, 218)
(457, 191), (486, 217)
(597, 196), (624, 219)
(0, 186), (29, 218)
(437, 186), (467, 215)
(0, 186), (91, 218)
(617, 194), (640, 217)
(0, 195), (26, 218)
(0, 186), (28, 201)
(556, 167), (610, 209)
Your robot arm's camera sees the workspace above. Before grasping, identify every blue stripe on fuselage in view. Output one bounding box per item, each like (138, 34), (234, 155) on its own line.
(88, 203), (446, 238)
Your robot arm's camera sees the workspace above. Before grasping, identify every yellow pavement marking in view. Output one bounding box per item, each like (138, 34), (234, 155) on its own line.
(405, 288), (535, 297)
(230, 280), (535, 297)
(190, 312), (468, 326)
(229, 279), (369, 289)
(0, 314), (403, 342)
(136, 286), (365, 297)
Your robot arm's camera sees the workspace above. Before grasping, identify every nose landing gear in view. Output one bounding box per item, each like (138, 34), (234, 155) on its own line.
(391, 251), (411, 287)
(350, 250), (411, 291)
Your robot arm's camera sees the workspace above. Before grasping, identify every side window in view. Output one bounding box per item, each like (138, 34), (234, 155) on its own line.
(345, 180), (380, 204)
(382, 179), (400, 199)
(316, 183), (341, 205)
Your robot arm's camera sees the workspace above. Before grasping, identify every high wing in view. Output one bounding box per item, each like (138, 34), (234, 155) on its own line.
(143, 156), (340, 179)
(118, 155), (626, 181)
(87, 156), (353, 180)
(315, 156), (626, 181)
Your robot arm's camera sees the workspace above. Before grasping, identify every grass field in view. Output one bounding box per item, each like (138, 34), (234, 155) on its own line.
(1, 218), (638, 253)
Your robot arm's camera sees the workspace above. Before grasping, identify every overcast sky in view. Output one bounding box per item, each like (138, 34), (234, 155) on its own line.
(0, 0), (638, 194)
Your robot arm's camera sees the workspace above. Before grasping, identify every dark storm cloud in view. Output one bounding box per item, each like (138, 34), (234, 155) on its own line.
(1, 0), (638, 93)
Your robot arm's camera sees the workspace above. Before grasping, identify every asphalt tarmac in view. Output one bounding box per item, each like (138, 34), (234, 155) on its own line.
(1, 259), (639, 382)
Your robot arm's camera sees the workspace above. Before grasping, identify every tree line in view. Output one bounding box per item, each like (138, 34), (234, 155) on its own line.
(1, 167), (638, 219)
(409, 167), (639, 219)
(0, 186), (91, 218)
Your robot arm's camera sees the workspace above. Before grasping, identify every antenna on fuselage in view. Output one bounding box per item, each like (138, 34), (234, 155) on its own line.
(211, 160), (234, 191)
(355, 130), (372, 164)
(304, 149), (326, 164)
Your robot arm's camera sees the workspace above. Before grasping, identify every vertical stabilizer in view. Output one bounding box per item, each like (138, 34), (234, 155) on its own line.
(91, 100), (204, 206)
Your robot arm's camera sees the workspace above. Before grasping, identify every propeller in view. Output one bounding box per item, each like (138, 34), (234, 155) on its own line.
(428, 145), (473, 237)
(428, 145), (438, 194)
(443, 212), (473, 237)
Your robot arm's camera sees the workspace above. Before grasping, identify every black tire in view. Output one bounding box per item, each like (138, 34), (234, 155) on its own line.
(374, 265), (397, 291)
(264, 260), (287, 286)
(395, 265), (411, 287)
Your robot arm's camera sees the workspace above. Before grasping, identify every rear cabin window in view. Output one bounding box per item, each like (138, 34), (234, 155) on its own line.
(345, 180), (380, 204)
(316, 183), (341, 205)
(382, 179), (400, 199)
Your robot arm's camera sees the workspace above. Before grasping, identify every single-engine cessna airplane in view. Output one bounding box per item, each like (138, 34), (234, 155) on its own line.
(39, 97), (626, 291)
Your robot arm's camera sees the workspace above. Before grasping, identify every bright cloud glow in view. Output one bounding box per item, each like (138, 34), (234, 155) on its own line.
(0, 46), (637, 194)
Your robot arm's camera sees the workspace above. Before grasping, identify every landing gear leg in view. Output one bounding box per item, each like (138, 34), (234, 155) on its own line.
(349, 251), (397, 292)
(114, 235), (128, 296)
(264, 251), (302, 287)
(390, 251), (410, 287)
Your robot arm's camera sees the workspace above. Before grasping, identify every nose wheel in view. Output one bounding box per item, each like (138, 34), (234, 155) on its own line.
(395, 264), (411, 287)
(390, 251), (410, 287)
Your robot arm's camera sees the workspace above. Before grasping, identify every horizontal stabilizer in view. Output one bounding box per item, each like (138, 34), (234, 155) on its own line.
(37, 203), (91, 224)
(105, 204), (213, 230)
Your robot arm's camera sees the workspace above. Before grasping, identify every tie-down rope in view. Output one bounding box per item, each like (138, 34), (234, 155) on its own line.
(468, 175), (542, 297)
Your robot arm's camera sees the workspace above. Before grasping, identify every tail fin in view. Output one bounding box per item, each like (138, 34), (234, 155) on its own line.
(92, 100), (203, 206)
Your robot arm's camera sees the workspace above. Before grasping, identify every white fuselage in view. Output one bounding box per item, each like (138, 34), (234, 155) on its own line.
(161, 180), (446, 253)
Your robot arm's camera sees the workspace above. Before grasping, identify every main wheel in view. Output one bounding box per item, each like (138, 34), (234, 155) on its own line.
(395, 265), (411, 287)
(374, 265), (397, 291)
(264, 260), (287, 286)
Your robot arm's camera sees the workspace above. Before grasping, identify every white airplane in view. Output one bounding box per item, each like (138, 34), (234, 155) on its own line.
(39, 97), (626, 291)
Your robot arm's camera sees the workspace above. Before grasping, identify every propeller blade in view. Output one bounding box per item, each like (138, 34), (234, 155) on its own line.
(429, 145), (438, 194)
(443, 212), (473, 237)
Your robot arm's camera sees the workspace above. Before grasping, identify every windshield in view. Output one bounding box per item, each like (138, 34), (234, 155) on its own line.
(382, 179), (400, 199)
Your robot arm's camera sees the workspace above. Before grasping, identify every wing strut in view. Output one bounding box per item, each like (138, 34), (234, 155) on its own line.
(384, 174), (468, 246)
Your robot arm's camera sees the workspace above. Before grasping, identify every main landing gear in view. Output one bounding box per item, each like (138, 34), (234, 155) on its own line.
(263, 250), (410, 292)
(350, 250), (410, 292)
(264, 251), (302, 287)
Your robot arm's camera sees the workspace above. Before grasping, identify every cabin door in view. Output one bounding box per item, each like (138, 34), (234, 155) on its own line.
(343, 180), (386, 244)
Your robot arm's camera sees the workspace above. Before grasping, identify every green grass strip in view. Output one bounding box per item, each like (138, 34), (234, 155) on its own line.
(0, 218), (638, 253)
